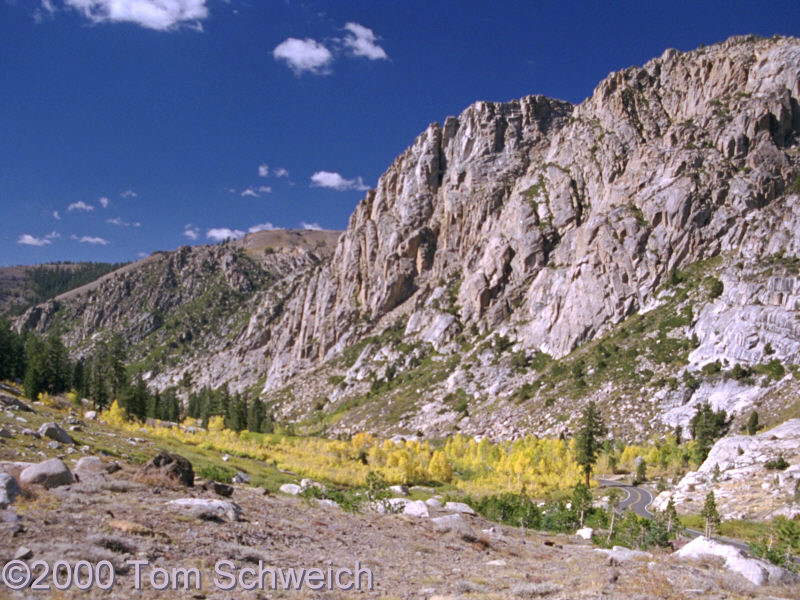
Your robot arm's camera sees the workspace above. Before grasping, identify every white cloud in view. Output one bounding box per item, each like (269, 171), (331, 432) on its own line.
(240, 188), (259, 198)
(342, 23), (388, 60)
(107, 217), (138, 227)
(248, 222), (276, 233)
(18, 234), (51, 246)
(68, 200), (94, 212)
(120, 189), (138, 198)
(273, 167), (289, 178)
(300, 221), (322, 231)
(183, 224), (199, 240)
(99, 196), (109, 208)
(258, 186), (272, 193)
(207, 227), (244, 241)
(71, 235), (109, 245)
(45, 231), (60, 239)
(62, 0), (208, 31)
(258, 164), (269, 177)
(137, 251), (148, 258)
(310, 170), (370, 191)
(273, 37), (333, 75)
(52, 210), (61, 220)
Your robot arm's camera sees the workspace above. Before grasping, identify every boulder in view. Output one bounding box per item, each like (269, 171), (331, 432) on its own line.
(0, 473), (21, 508)
(443, 501), (476, 515)
(168, 498), (242, 522)
(403, 500), (430, 517)
(431, 513), (474, 537)
(279, 483), (302, 495)
(137, 451), (194, 487)
(74, 457), (121, 480)
(576, 527), (594, 540)
(676, 536), (797, 586)
(0, 393), (33, 412)
(20, 458), (74, 489)
(83, 410), (97, 420)
(38, 422), (74, 444)
(200, 480), (234, 497)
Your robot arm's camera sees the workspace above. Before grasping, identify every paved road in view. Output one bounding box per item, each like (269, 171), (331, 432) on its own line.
(597, 479), (752, 553)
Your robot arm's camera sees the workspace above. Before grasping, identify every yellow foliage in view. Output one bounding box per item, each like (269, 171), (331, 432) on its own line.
(102, 400), (128, 428)
(208, 415), (226, 432)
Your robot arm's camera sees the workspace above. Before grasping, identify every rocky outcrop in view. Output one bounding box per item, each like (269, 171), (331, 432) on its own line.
(258, 35), (800, 394)
(676, 536), (797, 586)
(136, 451), (194, 487)
(653, 419), (800, 519)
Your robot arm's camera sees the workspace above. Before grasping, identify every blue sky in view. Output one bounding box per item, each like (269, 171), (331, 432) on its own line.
(2, 0), (799, 266)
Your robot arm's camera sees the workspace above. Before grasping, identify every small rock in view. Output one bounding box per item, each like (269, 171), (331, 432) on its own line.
(83, 411), (97, 420)
(0, 428), (13, 439)
(486, 559), (506, 566)
(443, 501), (475, 515)
(21, 429), (40, 439)
(20, 458), (74, 489)
(14, 546), (33, 560)
(425, 497), (443, 509)
(596, 546), (651, 566)
(38, 423), (74, 445)
(403, 500), (430, 518)
(279, 483), (302, 495)
(47, 441), (59, 450)
(576, 527), (594, 540)
(168, 498), (242, 522)
(0, 473), (21, 508)
(389, 485), (409, 496)
(232, 472), (250, 484)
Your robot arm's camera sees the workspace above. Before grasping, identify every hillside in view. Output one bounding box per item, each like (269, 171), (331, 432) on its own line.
(0, 262), (126, 316)
(16, 35), (800, 442)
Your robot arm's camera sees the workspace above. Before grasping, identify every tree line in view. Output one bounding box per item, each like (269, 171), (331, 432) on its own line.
(0, 320), (273, 432)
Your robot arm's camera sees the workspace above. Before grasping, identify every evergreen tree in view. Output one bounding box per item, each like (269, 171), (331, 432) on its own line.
(674, 424), (682, 445)
(747, 410), (759, 435)
(690, 402), (729, 463)
(660, 497), (680, 534)
(247, 397), (264, 432)
(700, 490), (721, 538)
(23, 335), (46, 400)
(0, 319), (25, 380)
(106, 334), (128, 400)
(43, 332), (71, 393)
(575, 401), (607, 486)
(634, 459), (647, 485)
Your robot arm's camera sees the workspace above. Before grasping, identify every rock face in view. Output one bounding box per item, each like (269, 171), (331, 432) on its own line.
(13, 36), (800, 439)
(676, 536), (797, 586)
(653, 419), (800, 519)
(137, 451), (194, 487)
(20, 458), (74, 489)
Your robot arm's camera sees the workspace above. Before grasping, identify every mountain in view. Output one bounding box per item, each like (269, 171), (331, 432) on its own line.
(17, 35), (800, 441)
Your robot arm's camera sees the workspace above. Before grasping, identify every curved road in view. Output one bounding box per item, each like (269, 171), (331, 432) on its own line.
(597, 479), (751, 553)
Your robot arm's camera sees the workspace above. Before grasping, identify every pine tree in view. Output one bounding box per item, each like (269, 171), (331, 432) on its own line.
(700, 490), (721, 538)
(662, 496), (679, 534)
(575, 401), (607, 487)
(106, 334), (128, 400)
(747, 410), (759, 435)
(635, 459), (647, 485)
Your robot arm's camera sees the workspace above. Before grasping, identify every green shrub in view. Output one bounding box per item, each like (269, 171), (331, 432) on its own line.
(765, 455), (789, 471)
(196, 464), (235, 483)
